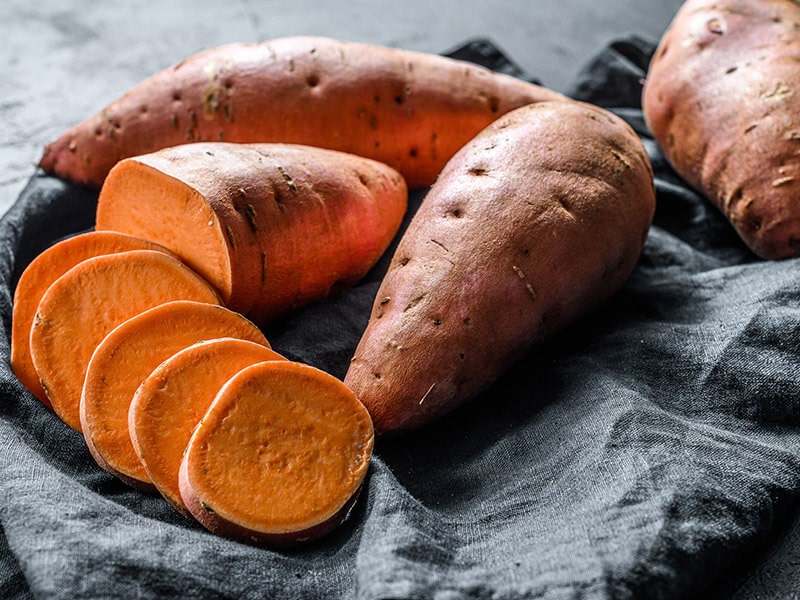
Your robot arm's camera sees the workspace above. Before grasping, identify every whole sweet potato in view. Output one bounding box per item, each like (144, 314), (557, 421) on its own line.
(39, 36), (564, 190)
(344, 100), (656, 435)
(642, 0), (800, 259)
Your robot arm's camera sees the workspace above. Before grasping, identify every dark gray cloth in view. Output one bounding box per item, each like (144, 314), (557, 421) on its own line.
(2, 37), (799, 599)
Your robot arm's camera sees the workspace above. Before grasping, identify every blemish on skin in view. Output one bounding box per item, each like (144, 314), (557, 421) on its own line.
(512, 266), (537, 299)
(277, 165), (298, 192)
(403, 295), (426, 313)
(418, 383), (436, 405)
(772, 176), (795, 187)
(429, 239), (449, 252)
(706, 18), (726, 34)
(242, 203), (258, 232)
(762, 81), (792, 102)
(611, 150), (632, 169)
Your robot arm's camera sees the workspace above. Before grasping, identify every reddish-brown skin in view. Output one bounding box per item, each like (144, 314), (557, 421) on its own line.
(642, 0), (800, 259)
(39, 36), (565, 190)
(344, 100), (656, 436)
(95, 142), (409, 323)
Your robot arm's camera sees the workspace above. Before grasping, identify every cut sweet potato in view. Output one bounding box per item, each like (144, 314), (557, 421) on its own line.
(642, 0), (800, 259)
(95, 142), (408, 322)
(179, 360), (374, 546)
(39, 36), (565, 190)
(30, 250), (221, 431)
(81, 301), (270, 490)
(11, 230), (170, 403)
(345, 100), (656, 435)
(130, 337), (285, 514)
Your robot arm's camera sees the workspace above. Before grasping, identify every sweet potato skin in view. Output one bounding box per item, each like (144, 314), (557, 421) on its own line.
(344, 100), (656, 435)
(38, 36), (565, 190)
(95, 142), (408, 322)
(642, 0), (800, 259)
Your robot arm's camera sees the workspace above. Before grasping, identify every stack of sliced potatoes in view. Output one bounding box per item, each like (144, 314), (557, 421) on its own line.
(11, 230), (374, 548)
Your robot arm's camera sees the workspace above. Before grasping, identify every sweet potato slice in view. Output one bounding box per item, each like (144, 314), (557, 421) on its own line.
(95, 142), (408, 322)
(81, 301), (270, 490)
(29, 250), (220, 431)
(130, 337), (285, 514)
(11, 230), (170, 403)
(345, 100), (656, 435)
(39, 36), (565, 190)
(179, 361), (374, 546)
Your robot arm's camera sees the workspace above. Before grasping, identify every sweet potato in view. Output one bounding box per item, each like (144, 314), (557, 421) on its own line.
(95, 142), (408, 322)
(344, 100), (656, 435)
(642, 0), (800, 259)
(30, 250), (220, 431)
(38, 36), (565, 190)
(179, 360), (374, 546)
(81, 301), (271, 490)
(11, 230), (170, 404)
(130, 337), (285, 515)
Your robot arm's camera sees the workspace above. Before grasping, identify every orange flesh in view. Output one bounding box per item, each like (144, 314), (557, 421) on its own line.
(80, 301), (270, 489)
(129, 337), (284, 513)
(95, 161), (234, 304)
(11, 231), (169, 403)
(29, 250), (221, 431)
(181, 361), (374, 537)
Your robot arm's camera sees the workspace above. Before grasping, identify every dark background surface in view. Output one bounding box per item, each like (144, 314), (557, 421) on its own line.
(3, 1), (800, 598)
